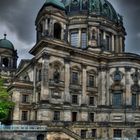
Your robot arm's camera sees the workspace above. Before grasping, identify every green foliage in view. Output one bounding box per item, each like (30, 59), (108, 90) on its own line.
(0, 78), (14, 121)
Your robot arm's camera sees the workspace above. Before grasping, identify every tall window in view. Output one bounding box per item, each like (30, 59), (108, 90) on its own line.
(22, 95), (29, 103)
(54, 23), (61, 39)
(81, 32), (87, 48)
(113, 129), (122, 138)
(112, 92), (122, 108)
(21, 111), (28, 121)
(137, 129), (140, 138)
(71, 32), (79, 47)
(88, 75), (95, 87)
(81, 130), (87, 139)
(132, 94), (137, 109)
(71, 71), (79, 84)
(89, 97), (94, 106)
(106, 35), (110, 51)
(72, 95), (78, 104)
(92, 129), (96, 138)
(89, 113), (94, 122)
(38, 69), (42, 81)
(53, 111), (60, 121)
(72, 112), (77, 122)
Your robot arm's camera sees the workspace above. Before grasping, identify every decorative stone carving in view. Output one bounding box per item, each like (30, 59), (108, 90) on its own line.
(113, 68), (122, 82)
(53, 69), (60, 83)
(131, 84), (140, 93)
(131, 69), (140, 83)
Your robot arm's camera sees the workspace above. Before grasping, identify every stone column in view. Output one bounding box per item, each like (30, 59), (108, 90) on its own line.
(103, 31), (106, 40)
(112, 34), (115, 52)
(120, 36), (123, 53)
(115, 35), (119, 53)
(81, 65), (87, 105)
(106, 68), (110, 106)
(45, 18), (48, 36)
(98, 66), (107, 106)
(64, 58), (70, 103)
(41, 53), (50, 101)
(79, 29), (81, 48)
(33, 65), (37, 103)
(125, 67), (131, 106)
(42, 19), (45, 36)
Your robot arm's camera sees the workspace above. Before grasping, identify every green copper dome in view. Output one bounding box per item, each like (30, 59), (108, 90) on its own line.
(0, 34), (14, 50)
(63, 0), (123, 23)
(45, 0), (65, 10)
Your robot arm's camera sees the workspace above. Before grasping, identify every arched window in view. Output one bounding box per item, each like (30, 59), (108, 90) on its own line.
(54, 23), (62, 40)
(37, 134), (44, 140)
(2, 57), (9, 68)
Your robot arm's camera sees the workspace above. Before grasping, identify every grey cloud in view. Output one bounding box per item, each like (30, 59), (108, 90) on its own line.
(0, 0), (44, 44)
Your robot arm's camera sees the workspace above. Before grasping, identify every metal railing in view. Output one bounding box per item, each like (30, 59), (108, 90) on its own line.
(0, 125), (47, 131)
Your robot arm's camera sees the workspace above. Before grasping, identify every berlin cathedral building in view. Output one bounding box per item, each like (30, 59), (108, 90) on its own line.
(1, 0), (140, 139)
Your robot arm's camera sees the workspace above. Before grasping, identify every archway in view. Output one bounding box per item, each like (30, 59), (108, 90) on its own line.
(37, 134), (44, 140)
(54, 23), (62, 39)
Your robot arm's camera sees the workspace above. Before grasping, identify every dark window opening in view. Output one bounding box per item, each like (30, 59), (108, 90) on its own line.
(35, 111), (37, 120)
(2, 58), (9, 68)
(53, 111), (60, 121)
(38, 69), (42, 81)
(37, 134), (44, 140)
(54, 23), (61, 39)
(89, 97), (94, 106)
(132, 94), (137, 109)
(106, 35), (110, 51)
(72, 112), (77, 122)
(22, 95), (29, 103)
(21, 111), (28, 121)
(112, 92), (122, 108)
(89, 113), (94, 122)
(72, 95), (78, 104)
(71, 71), (79, 84)
(81, 130), (87, 139)
(137, 129), (140, 137)
(92, 129), (96, 137)
(114, 129), (122, 138)
(88, 75), (95, 87)
(38, 93), (41, 102)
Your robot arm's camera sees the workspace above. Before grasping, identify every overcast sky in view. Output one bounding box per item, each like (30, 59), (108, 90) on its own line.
(0, 0), (140, 64)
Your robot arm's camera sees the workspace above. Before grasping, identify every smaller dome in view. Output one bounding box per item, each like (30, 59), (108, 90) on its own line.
(0, 34), (14, 50)
(45, 0), (65, 10)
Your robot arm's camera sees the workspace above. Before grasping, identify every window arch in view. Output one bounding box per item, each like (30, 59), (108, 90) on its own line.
(54, 22), (62, 40)
(2, 57), (9, 68)
(37, 134), (44, 140)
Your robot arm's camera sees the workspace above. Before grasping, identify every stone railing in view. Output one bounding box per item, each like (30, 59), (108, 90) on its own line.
(0, 125), (47, 131)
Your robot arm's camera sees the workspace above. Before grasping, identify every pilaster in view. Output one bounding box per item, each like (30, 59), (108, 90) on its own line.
(64, 58), (70, 103)
(81, 64), (87, 105)
(41, 53), (50, 101)
(125, 67), (131, 106)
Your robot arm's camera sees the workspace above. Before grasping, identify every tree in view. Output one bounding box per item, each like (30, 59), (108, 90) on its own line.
(0, 78), (14, 121)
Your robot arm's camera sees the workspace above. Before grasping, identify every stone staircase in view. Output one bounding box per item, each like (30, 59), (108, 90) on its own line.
(48, 126), (81, 140)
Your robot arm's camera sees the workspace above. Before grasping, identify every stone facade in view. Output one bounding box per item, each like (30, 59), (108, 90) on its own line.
(7, 0), (140, 140)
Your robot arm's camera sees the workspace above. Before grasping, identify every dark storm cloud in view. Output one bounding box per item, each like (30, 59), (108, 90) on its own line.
(0, 0), (44, 44)
(0, 0), (140, 54)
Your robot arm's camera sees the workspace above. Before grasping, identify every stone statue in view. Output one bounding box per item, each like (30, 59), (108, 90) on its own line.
(53, 69), (60, 83)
